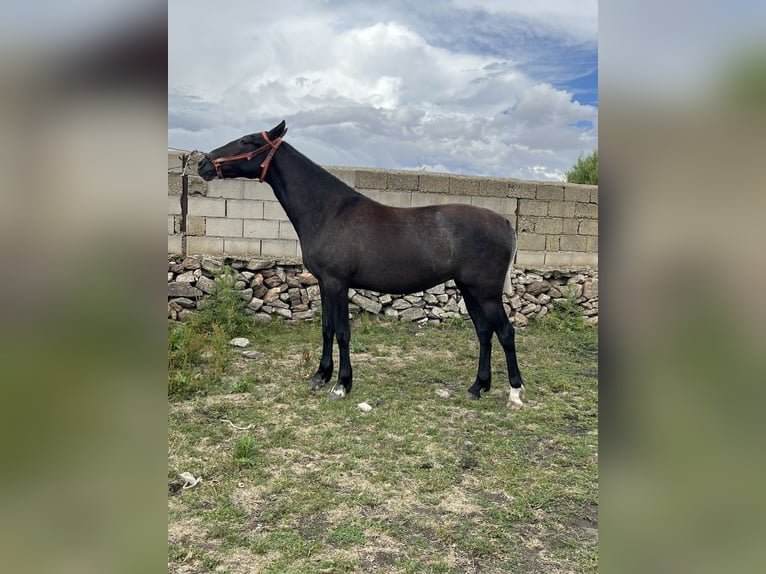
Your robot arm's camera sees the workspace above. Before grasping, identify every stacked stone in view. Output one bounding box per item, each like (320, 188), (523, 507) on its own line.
(168, 256), (598, 326)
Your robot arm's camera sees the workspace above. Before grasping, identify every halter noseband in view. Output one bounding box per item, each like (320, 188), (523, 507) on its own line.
(211, 130), (284, 181)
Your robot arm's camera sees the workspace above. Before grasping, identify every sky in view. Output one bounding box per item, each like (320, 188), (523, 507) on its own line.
(168, 0), (598, 181)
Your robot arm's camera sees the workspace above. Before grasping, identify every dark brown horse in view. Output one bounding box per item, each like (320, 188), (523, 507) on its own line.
(197, 121), (526, 409)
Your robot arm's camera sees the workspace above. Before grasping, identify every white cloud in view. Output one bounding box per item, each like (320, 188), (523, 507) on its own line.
(169, 1), (597, 181)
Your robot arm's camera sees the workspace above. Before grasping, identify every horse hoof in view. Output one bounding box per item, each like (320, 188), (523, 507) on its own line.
(328, 386), (347, 400)
(506, 385), (526, 410)
(309, 377), (327, 391)
(465, 391), (481, 400)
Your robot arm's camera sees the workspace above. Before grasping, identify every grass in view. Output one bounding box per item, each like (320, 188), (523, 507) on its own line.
(168, 291), (598, 573)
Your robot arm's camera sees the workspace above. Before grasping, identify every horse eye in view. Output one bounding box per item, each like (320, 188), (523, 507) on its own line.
(239, 136), (255, 147)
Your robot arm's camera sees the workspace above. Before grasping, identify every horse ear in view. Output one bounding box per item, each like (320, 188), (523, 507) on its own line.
(267, 120), (287, 140)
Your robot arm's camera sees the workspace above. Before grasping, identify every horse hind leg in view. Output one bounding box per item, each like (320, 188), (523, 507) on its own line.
(457, 284), (494, 400)
(473, 292), (526, 410)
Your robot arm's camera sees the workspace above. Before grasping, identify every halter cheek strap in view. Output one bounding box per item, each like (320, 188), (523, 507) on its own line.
(211, 130), (284, 181)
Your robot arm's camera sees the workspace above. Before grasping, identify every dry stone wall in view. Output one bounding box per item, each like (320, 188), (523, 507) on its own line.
(168, 149), (598, 325)
(168, 255), (598, 326)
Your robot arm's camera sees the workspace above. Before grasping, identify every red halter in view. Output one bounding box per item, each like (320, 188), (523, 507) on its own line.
(211, 131), (284, 181)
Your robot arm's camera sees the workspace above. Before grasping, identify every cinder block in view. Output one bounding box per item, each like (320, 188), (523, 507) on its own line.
(587, 235), (598, 252)
(187, 176), (207, 196)
(358, 189), (382, 202)
(186, 216), (205, 236)
(325, 166), (356, 188)
(279, 221), (299, 240)
(187, 236), (224, 255)
(355, 169), (388, 190)
(563, 219), (580, 235)
(547, 201), (576, 218)
(516, 215), (536, 234)
(571, 252), (598, 267)
(168, 195), (181, 215)
(244, 219), (279, 239)
(579, 219), (598, 236)
(515, 251), (546, 267)
(590, 189), (599, 204)
(243, 181), (275, 201)
(378, 190), (412, 207)
(168, 216), (175, 235)
(535, 218), (563, 235)
(449, 176), (479, 195)
(388, 172), (418, 191)
(261, 239), (298, 258)
(168, 234), (182, 255)
(264, 201), (289, 221)
(478, 178), (509, 197)
(518, 199), (548, 216)
(517, 233), (547, 251)
(206, 218), (243, 238)
(471, 196), (517, 217)
(207, 178), (244, 199)
(188, 197), (225, 217)
(418, 173), (450, 193)
(536, 184), (565, 201)
(545, 251), (574, 266)
(560, 235), (588, 251)
(168, 174), (183, 196)
(575, 203), (598, 218)
(546, 236), (560, 251)
(227, 199), (264, 219)
(223, 238), (262, 257)
(509, 181), (537, 199)
(564, 185), (592, 203)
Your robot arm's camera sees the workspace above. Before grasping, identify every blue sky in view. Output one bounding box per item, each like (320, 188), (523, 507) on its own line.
(169, 0), (597, 181)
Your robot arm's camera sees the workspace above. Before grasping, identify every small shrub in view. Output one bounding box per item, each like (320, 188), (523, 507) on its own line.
(190, 267), (250, 339)
(233, 435), (258, 467)
(542, 289), (587, 333)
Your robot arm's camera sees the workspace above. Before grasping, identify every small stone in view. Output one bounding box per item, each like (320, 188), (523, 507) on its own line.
(514, 312), (529, 327)
(172, 297), (196, 309)
(263, 287), (281, 304)
(296, 272), (318, 286)
(351, 293), (382, 314)
(306, 285), (322, 301)
(246, 258), (275, 271)
(292, 310), (315, 321)
(435, 389), (450, 399)
(526, 281), (550, 296)
(357, 402), (373, 412)
(426, 283), (446, 295)
(464, 440), (474, 448)
(182, 257), (201, 270)
(399, 307), (426, 322)
(195, 275), (217, 294)
(242, 351), (265, 359)
(201, 258), (222, 274)
(229, 337), (250, 348)
(168, 282), (202, 298)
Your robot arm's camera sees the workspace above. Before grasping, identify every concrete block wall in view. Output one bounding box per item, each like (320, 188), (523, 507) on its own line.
(168, 150), (598, 269)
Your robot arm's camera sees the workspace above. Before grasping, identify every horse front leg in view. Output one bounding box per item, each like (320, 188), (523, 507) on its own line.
(309, 287), (334, 390)
(324, 283), (352, 400)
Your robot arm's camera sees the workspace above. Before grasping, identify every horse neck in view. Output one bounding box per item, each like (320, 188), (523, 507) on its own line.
(263, 143), (367, 240)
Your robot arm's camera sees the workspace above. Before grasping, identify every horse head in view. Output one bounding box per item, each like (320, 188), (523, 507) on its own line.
(197, 120), (287, 182)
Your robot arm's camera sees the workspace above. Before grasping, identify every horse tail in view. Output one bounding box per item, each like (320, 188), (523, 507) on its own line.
(503, 218), (517, 296)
